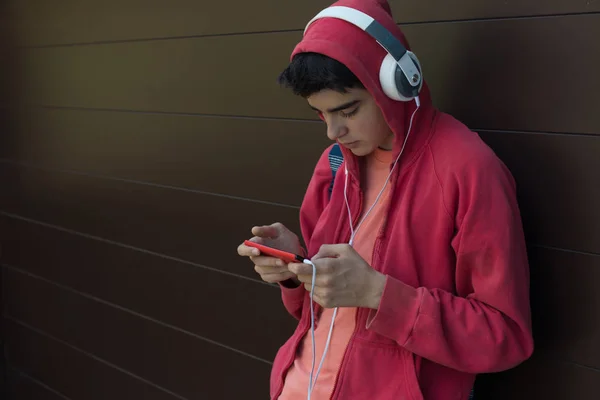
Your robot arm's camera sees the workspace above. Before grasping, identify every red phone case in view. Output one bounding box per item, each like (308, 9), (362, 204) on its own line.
(243, 240), (305, 263)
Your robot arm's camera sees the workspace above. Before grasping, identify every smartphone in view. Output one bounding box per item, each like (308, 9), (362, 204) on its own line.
(243, 240), (305, 264)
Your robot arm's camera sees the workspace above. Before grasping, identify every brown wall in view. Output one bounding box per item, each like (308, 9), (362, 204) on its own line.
(1, 1), (599, 399)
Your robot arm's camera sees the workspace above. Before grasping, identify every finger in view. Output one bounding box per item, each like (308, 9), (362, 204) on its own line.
(288, 262), (313, 276)
(310, 258), (335, 274)
(259, 270), (296, 284)
(304, 286), (335, 308)
(251, 223), (282, 239)
(297, 271), (334, 289)
(237, 243), (260, 257)
(254, 263), (288, 275)
(261, 274), (294, 284)
(251, 256), (286, 268)
(290, 261), (335, 285)
(296, 273), (314, 285)
(303, 284), (326, 296)
(312, 243), (348, 260)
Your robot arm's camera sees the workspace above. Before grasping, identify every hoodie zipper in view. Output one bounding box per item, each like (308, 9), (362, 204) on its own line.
(328, 160), (400, 400)
(327, 309), (360, 400)
(272, 171), (363, 400)
(327, 174), (363, 400)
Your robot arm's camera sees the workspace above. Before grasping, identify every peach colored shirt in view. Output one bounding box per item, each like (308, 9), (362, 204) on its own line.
(279, 147), (394, 399)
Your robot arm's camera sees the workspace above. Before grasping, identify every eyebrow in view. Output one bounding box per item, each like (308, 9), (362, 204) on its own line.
(310, 99), (361, 113)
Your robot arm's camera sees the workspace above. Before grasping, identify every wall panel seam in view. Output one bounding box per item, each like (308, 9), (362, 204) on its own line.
(17, 11), (600, 49)
(31, 104), (322, 123)
(529, 244), (600, 258)
(565, 360), (600, 373)
(24, 106), (600, 137)
(6, 366), (72, 400)
(2, 263), (275, 366)
(0, 211), (277, 288)
(0, 159), (301, 210)
(3, 315), (190, 400)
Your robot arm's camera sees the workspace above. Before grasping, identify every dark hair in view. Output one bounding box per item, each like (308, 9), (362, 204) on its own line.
(277, 52), (364, 97)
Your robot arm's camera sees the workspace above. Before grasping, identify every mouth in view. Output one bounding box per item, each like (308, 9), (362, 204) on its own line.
(340, 140), (359, 148)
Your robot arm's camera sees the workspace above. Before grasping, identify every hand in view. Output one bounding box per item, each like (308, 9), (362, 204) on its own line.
(237, 222), (304, 285)
(288, 244), (386, 309)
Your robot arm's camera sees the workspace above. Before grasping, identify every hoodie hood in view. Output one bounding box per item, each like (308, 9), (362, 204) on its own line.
(291, 0), (435, 173)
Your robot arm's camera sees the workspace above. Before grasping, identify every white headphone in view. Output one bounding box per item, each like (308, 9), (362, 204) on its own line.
(304, 6), (424, 102)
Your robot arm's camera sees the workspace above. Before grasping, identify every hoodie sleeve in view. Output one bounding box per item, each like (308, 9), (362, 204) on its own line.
(366, 144), (534, 374)
(278, 144), (337, 320)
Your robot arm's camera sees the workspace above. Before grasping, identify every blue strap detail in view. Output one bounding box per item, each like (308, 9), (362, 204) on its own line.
(327, 143), (344, 199)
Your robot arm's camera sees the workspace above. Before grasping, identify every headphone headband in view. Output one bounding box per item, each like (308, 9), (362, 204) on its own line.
(303, 6), (421, 88)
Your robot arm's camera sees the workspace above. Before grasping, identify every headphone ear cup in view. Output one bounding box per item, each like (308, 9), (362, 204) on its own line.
(379, 51), (423, 101)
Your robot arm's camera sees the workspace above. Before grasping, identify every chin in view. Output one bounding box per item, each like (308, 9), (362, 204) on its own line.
(349, 145), (375, 157)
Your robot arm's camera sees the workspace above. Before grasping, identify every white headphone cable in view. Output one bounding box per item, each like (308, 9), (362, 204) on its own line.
(305, 258), (338, 399)
(345, 96), (420, 246)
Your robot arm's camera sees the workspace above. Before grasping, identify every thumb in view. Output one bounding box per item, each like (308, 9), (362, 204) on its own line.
(312, 244), (345, 260)
(251, 223), (283, 239)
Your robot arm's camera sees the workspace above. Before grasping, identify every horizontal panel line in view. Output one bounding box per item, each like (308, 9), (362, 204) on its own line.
(477, 128), (600, 138)
(3, 315), (190, 400)
(28, 105), (600, 137)
(2, 210), (596, 279)
(32, 104), (321, 124)
(566, 360), (600, 373)
(6, 269), (600, 379)
(0, 158), (300, 210)
(7, 366), (72, 400)
(529, 243), (600, 258)
(399, 10), (600, 25)
(18, 11), (600, 49)
(2, 264), (274, 366)
(0, 211), (276, 288)
(2, 163), (597, 260)
(19, 28), (303, 49)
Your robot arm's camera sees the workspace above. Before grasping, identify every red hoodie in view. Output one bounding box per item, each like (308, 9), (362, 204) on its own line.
(271, 1), (534, 399)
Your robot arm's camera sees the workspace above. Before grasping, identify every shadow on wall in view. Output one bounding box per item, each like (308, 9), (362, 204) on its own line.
(0, 0), (18, 396)
(0, 0), (21, 162)
(431, 17), (551, 400)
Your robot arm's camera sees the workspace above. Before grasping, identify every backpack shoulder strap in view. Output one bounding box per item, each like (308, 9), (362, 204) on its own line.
(327, 143), (344, 199)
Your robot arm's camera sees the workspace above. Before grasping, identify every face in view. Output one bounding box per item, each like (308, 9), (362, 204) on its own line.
(307, 87), (394, 156)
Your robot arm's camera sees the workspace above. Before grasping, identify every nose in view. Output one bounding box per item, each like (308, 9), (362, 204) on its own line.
(325, 117), (348, 141)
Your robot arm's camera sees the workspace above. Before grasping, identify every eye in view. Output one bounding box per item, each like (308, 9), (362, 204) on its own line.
(315, 111), (325, 121)
(341, 107), (359, 118)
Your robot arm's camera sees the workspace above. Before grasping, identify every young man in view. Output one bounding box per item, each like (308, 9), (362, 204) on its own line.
(237, 0), (534, 399)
